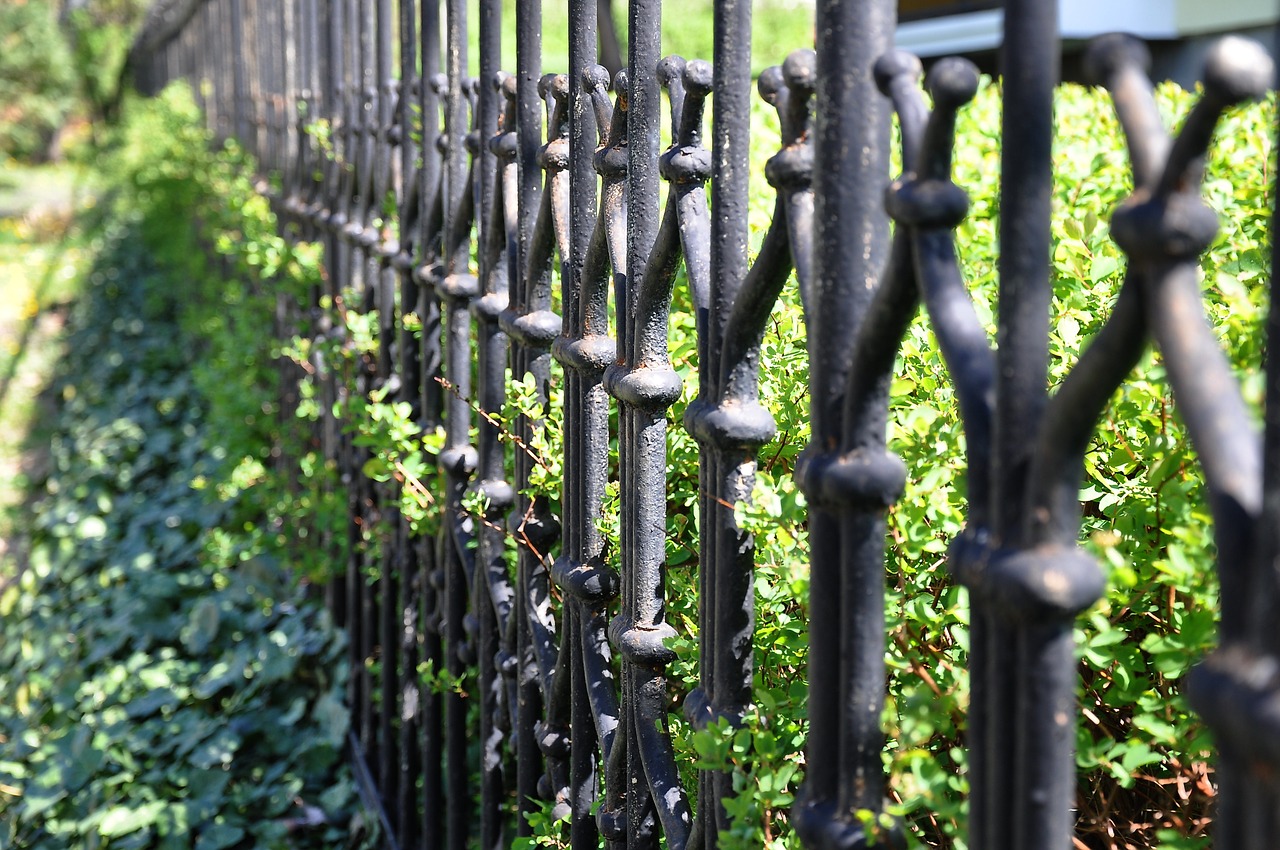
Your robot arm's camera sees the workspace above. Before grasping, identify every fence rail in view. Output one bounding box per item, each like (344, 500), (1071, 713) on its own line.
(131, 1), (1280, 848)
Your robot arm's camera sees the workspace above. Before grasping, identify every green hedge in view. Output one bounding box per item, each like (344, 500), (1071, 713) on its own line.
(490, 80), (1273, 849)
(670, 80), (1271, 850)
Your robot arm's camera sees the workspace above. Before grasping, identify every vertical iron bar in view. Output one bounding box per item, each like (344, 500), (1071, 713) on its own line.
(831, 0), (895, 824)
(210, 0), (225, 139)
(993, 3), (1059, 848)
(704, 2), (751, 843)
(512, 0), (545, 836)
(418, 74), (447, 431)
(473, 0), (512, 847)
(439, 0), (476, 846)
(273, 0), (288, 192)
(416, 0), (445, 843)
(798, 0), (890, 834)
(304, 0), (325, 231)
(796, 0), (895, 846)
(255, 0), (265, 161)
(993, 0), (1055, 545)
(354, 0), (377, 766)
(320, 0), (347, 637)
(344, 0), (370, 766)
(285, 0), (305, 226)
(621, 1), (663, 847)
(231, 0), (249, 143)
(564, 2), (603, 848)
(372, 0), (399, 808)
(248, 0), (263, 160)
(395, 0), (424, 841)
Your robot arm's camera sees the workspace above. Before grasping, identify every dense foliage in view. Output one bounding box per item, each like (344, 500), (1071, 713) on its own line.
(0, 89), (364, 847)
(667, 80), (1273, 850)
(0, 0), (148, 160)
(487, 80), (1273, 850)
(0, 1), (76, 161)
(291, 75), (1271, 849)
(429, 80), (1269, 850)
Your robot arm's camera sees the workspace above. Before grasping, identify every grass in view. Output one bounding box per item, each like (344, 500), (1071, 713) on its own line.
(0, 160), (95, 576)
(482, 0), (816, 76)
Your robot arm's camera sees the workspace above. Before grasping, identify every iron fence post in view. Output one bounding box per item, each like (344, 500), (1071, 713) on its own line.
(794, 0), (897, 846)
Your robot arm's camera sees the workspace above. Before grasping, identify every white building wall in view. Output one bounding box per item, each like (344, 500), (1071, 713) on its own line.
(896, 0), (1276, 58)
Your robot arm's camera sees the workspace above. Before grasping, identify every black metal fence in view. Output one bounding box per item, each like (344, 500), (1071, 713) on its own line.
(129, 1), (1280, 848)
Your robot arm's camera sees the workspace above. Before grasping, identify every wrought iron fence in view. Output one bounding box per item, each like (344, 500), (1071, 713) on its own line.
(130, 1), (1279, 847)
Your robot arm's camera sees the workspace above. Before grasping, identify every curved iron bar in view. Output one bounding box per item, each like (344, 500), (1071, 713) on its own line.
(872, 52), (1008, 850)
(496, 2), (566, 836)
(790, 45), (922, 850)
(577, 63), (631, 850)
(472, 45), (518, 850)
(868, 24), (1102, 849)
(683, 44), (818, 847)
(609, 57), (666, 850)
(1068, 33), (1277, 850)
(592, 40), (727, 850)
(552, 4), (615, 845)
(390, 8), (423, 832)
(790, 0), (900, 846)
(486, 74), (524, 750)
(1025, 34), (1164, 549)
(528, 71), (576, 824)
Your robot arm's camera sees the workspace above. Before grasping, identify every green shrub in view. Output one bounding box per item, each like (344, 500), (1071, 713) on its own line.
(286, 77), (1270, 849)
(641, 80), (1269, 849)
(0, 0), (76, 160)
(63, 0), (150, 127)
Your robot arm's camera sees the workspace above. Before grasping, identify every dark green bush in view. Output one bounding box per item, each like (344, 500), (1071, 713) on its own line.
(0, 87), (360, 848)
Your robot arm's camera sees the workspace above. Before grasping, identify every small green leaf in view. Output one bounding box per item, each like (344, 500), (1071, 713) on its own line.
(195, 821), (245, 850)
(77, 515), (109, 540)
(1089, 254), (1120, 283)
(100, 801), (166, 837)
(182, 598), (221, 654)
